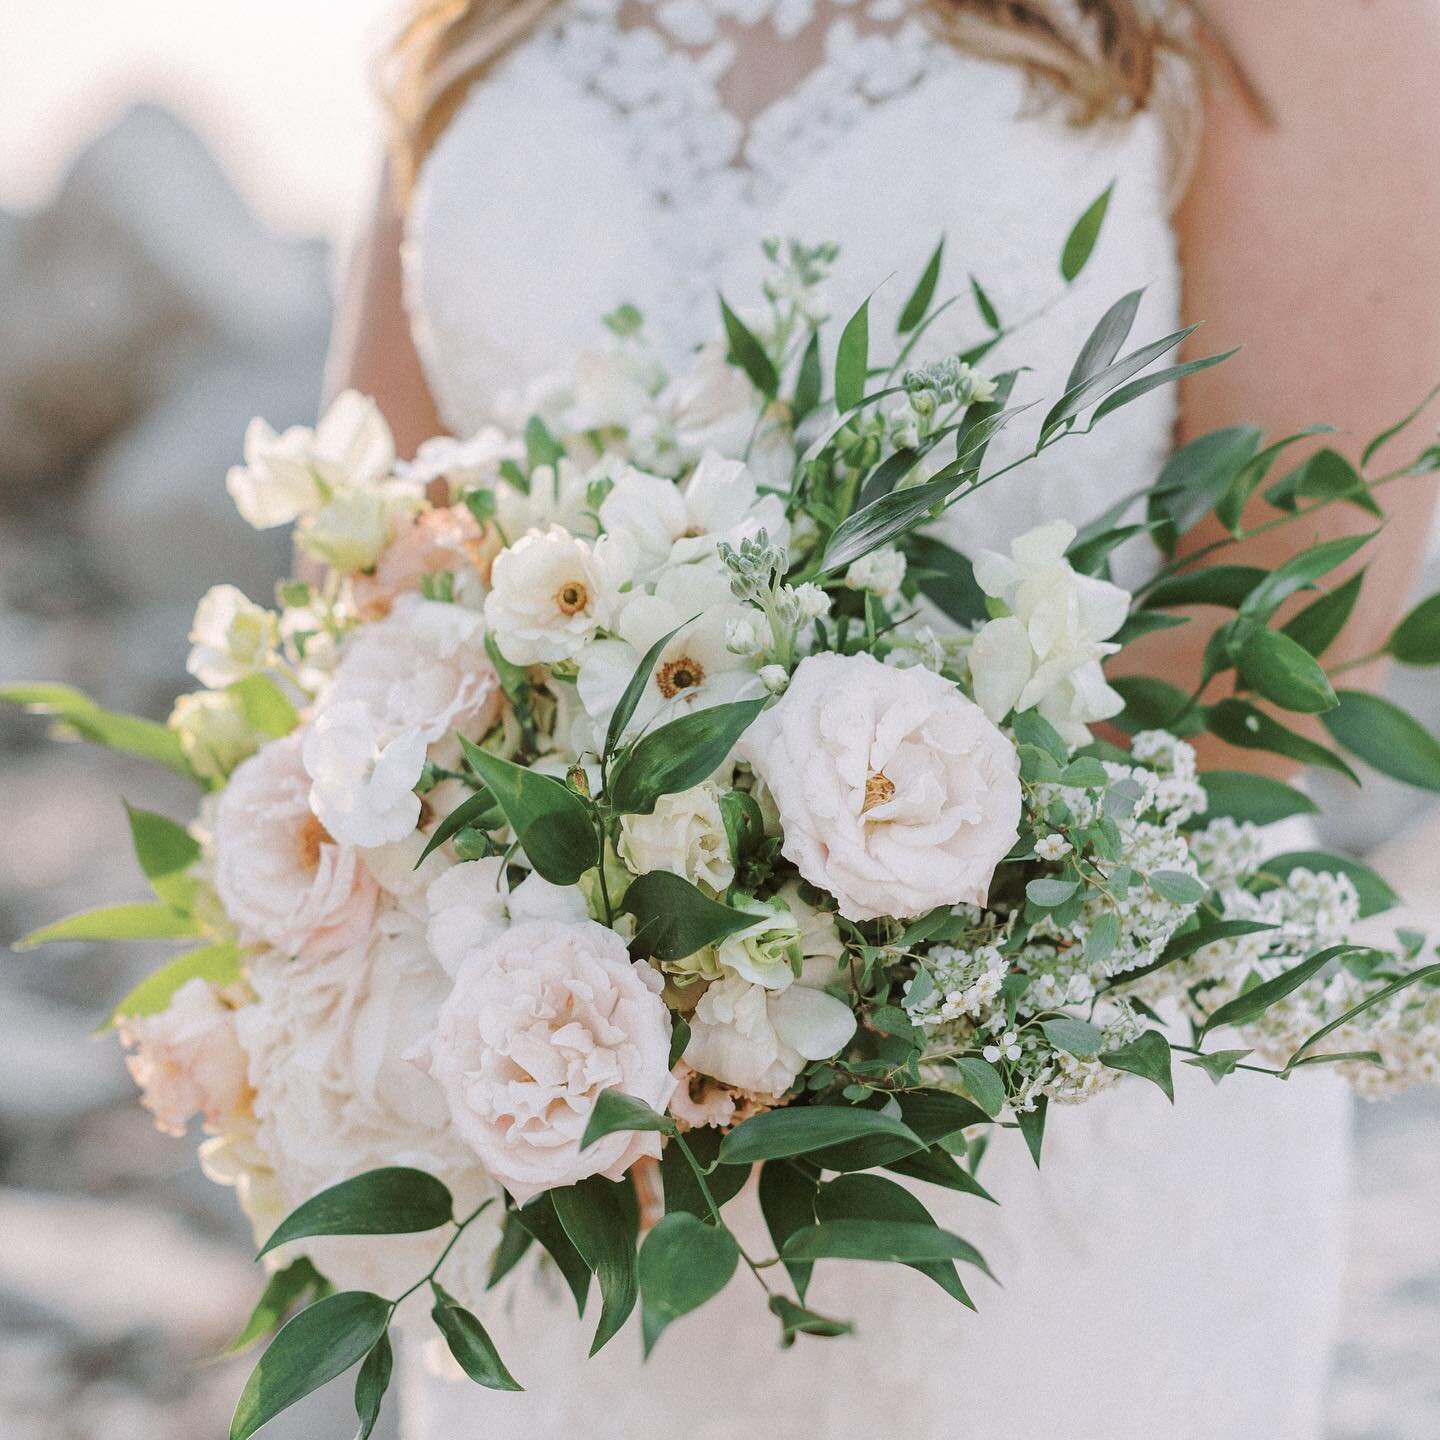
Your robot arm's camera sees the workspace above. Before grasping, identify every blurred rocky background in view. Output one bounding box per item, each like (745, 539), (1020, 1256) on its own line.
(0, 104), (1436, 1440)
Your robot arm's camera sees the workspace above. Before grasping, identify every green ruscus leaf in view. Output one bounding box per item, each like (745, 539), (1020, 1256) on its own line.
(430, 1280), (523, 1390)
(638, 1212), (740, 1355)
(259, 1169), (456, 1259)
(607, 699), (766, 816)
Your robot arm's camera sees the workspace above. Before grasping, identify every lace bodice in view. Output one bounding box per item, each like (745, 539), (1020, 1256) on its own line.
(403, 0), (1185, 549)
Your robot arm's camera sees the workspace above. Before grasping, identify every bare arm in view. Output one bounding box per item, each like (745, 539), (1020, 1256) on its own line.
(1121, 0), (1440, 766)
(325, 165), (445, 458)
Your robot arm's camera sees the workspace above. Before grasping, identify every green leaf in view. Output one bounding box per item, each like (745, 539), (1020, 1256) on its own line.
(768, 1294), (853, 1346)
(951, 1057), (1006, 1118)
(884, 1146), (997, 1204)
(758, 1160), (820, 1298)
(719, 297), (779, 398)
(124, 803), (201, 911)
(970, 274), (1001, 331)
(793, 331), (823, 422)
(1282, 569), (1365, 659)
(105, 943), (244, 1030)
(817, 1174), (976, 1307)
(621, 870), (758, 963)
(638, 1212), (740, 1355)
(719, 1106), (922, 1166)
(1204, 699), (1359, 784)
(353, 1330), (393, 1440)
(416, 787), (503, 866)
(898, 239), (944, 333)
(1386, 591), (1440, 665)
(1099, 1028), (1174, 1101)
(603, 621), (687, 759)
(1275, 448), (1382, 517)
(1214, 426), (1338, 535)
(1184, 1049), (1255, 1085)
(230, 675), (300, 739)
(1108, 676), (1196, 734)
(430, 1281), (521, 1391)
(1252, 852), (1399, 919)
(486, 1211), (534, 1291)
(667, 1013), (692, 1070)
(894, 1089), (992, 1145)
(552, 1177), (638, 1355)
(1041, 1016), (1105, 1058)
(1200, 944), (1362, 1035)
(781, 1219), (991, 1269)
(1145, 565), (1267, 610)
(1087, 348), (1238, 429)
(1067, 288), (1144, 389)
(1084, 910), (1122, 967)
(457, 736), (598, 884)
(1011, 709), (1069, 763)
(1148, 426), (1262, 552)
(1284, 962), (1440, 1071)
(1016, 1096), (1047, 1167)
(1040, 327), (1198, 445)
(1237, 628), (1339, 714)
(1026, 877), (1080, 908)
(259, 1169), (455, 1259)
(834, 295), (872, 412)
(1362, 380), (1440, 467)
(0, 682), (193, 779)
(1195, 770), (1318, 827)
(230, 1291), (391, 1440)
(513, 1194), (590, 1317)
(660, 1127), (748, 1217)
(524, 415), (565, 471)
(1321, 689), (1440, 792)
(1060, 182), (1114, 281)
(608, 699), (767, 815)
(580, 1089), (674, 1153)
(1237, 531), (1376, 626)
(222, 1257), (333, 1357)
(14, 902), (202, 950)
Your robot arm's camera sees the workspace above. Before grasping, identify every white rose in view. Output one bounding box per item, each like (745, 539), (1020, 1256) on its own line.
(739, 651), (1022, 922)
(422, 919), (676, 1202)
(186, 585), (279, 688)
(968, 519), (1129, 746)
(119, 978), (252, 1137)
(715, 896), (802, 989)
(238, 919), (502, 1309)
(484, 525), (631, 666)
(169, 688), (265, 782)
(302, 702), (428, 849)
(618, 783), (735, 893)
(214, 732), (379, 956)
(845, 546), (907, 598)
(683, 974), (855, 1099)
(226, 390), (394, 529)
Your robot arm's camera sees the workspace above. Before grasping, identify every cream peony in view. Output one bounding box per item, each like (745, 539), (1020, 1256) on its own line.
(484, 525), (631, 666)
(740, 651), (1022, 922)
(683, 974), (856, 1099)
(968, 519), (1129, 746)
(186, 584), (278, 688)
(617, 782), (735, 893)
(119, 978), (253, 1137)
(213, 732), (379, 957)
(422, 919), (676, 1202)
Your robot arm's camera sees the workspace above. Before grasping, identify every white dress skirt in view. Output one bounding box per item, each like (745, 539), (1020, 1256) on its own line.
(393, 2), (1355, 1433)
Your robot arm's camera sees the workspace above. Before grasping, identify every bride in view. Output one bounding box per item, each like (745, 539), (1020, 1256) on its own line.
(326, 2), (1440, 1435)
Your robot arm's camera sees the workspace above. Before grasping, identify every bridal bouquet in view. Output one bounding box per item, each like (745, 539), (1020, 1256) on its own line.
(8, 206), (1440, 1439)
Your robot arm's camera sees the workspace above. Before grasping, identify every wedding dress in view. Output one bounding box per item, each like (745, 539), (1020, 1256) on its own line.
(396, 2), (1353, 1434)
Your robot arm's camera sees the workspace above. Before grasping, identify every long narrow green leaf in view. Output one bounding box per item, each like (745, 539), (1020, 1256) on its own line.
(1, 683), (193, 778)
(834, 296), (872, 413)
(1060, 183), (1114, 281)
(15, 902), (202, 950)
(898, 239), (944, 333)
(1285, 963), (1440, 1070)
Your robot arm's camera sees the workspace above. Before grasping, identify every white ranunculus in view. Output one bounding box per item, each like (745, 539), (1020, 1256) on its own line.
(599, 451), (789, 580)
(576, 559), (761, 739)
(968, 519), (1129, 746)
(494, 458), (598, 541)
(421, 919), (676, 1202)
(484, 525), (631, 667)
(119, 978), (252, 1137)
(740, 651), (1022, 922)
(683, 973), (856, 1098)
(302, 702), (427, 849)
(238, 918), (502, 1309)
(169, 688), (265, 782)
(226, 390), (395, 530)
(617, 782), (734, 894)
(213, 732), (379, 957)
(186, 584), (279, 688)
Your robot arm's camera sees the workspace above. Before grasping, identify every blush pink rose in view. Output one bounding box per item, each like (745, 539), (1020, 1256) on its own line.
(422, 919), (676, 1202)
(352, 504), (499, 618)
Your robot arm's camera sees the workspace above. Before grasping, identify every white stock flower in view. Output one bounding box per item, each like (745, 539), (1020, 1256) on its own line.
(303, 702), (428, 849)
(791, 583), (831, 621)
(119, 978), (252, 1137)
(226, 390), (395, 529)
(484, 525), (630, 666)
(740, 651), (1022, 922)
(618, 783), (735, 893)
(599, 452), (789, 579)
(186, 585), (279, 688)
(422, 919), (676, 1202)
(683, 974), (855, 1099)
(968, 520), (1129, 746)
(845, 546), (907, 598)
(213, 732), (379, 957)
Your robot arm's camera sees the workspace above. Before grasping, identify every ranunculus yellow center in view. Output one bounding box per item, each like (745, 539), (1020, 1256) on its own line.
(657, 655), (705, 697)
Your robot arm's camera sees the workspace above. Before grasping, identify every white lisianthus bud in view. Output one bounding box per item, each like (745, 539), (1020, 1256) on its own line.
(725, 614), (765, 657)
(169, 689), (265, 782)
(792, 583), (831, 621)
(758, 664), (789, 695)
(187, 585), (279, 688)
(845, 547), (907, 598)
(618, 784), (735, 894)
